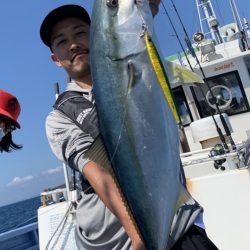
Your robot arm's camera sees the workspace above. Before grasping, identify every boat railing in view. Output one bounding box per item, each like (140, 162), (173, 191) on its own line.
(0, 222), (39, 250)
(181, 141), (249, 170)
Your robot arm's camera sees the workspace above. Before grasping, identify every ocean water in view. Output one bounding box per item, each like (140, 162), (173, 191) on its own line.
(0, 196), (41, 234)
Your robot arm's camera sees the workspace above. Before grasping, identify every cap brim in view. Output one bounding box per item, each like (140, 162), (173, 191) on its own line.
(0, 108), (21, 129)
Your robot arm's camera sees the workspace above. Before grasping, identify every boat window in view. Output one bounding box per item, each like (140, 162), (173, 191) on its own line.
(172, 86), (193, 126)
(191, 70), (249, 117)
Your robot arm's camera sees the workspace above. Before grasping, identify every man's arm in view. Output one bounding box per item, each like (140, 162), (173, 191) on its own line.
(83, 161), (146, 250)
(46, 107), (145, 249)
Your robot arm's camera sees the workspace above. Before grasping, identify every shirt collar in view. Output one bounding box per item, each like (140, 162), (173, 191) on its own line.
(65, 80), (92, 93)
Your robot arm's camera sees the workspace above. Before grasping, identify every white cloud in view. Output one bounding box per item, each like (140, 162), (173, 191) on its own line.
(7, 176), (34, 187)
(42, 166), (63, 175)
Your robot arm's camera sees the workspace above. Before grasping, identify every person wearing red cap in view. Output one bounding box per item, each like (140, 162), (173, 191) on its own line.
(0, 90), (22, 152)
(40, 3), (218, 250)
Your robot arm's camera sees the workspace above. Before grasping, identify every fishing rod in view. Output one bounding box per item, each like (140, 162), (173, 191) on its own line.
(146, 33), (191, 153)
(169, 0), (236, 151)
(145, 35), (189, 185)
(160, 0), (229, 151)
(146, 2), (197, 153)
(159, 0), (232, 151)
(229, 0), (249, 50)
(160, 1), (207, 119)
(160, 1), (194, 71)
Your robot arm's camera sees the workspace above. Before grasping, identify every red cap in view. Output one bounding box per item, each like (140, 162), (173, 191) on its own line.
(0, 90), (21, 128)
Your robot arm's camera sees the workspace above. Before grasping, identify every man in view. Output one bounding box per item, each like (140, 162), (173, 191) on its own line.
(0, 90), (22, 152)
(40, 2), (218, 250)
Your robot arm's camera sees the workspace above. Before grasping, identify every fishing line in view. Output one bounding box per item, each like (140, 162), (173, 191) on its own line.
(12, 216), (38, 229)
(109, 4), (150, 162)
(45, 202), (73, 250)
(147, 2), (192, 152)
(95, 59), (144, 241)
(109, 61), (135, 164)
(160, 1), (194, 71)
(145, 31), (189, 182)
(215, 0), (226, 25)
(145, 9), (191, 183)
(191, 1), (198, 37)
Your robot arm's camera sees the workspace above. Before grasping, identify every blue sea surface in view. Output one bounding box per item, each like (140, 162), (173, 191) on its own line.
(0, 196), (41, 234)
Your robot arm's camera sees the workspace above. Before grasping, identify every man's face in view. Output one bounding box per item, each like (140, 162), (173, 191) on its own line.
(148, 0), (160, 17)
(50, 17), (90, 79)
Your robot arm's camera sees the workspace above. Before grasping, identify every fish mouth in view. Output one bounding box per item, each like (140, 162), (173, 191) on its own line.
(71, 49), (89, 62)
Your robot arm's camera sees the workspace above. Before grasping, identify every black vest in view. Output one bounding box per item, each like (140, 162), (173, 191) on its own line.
(53, 91), (99, 139)
(53, 91), (99, 192)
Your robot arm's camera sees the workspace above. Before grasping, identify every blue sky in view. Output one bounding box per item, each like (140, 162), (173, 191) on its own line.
(0, 0), (249, 206)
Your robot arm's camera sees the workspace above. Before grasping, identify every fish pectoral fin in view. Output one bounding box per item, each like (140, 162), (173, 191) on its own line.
(127, 60), (137, 94)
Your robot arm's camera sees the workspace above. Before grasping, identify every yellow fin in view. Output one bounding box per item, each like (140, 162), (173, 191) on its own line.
(145, 33), (181, 124)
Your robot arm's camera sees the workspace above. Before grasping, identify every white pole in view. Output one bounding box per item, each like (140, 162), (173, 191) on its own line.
(54, 82), (71, 201)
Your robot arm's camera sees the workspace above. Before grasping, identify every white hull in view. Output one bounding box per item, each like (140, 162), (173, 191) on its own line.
(183, 151), (250, 250)
(38, 201), (77, 250)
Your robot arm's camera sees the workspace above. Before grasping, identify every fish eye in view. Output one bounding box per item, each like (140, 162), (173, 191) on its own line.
(107, 0), (118, 7)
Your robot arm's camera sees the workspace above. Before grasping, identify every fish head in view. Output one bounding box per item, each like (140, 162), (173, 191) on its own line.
(90, 0), (154, 60)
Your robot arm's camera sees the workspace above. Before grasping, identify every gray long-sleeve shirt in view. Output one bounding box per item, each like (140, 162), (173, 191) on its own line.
(46, 81), (132, 249)
(46, 81), (202, 249)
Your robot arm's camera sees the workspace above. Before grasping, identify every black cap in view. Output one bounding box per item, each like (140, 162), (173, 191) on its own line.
(40, 4), (91, 47)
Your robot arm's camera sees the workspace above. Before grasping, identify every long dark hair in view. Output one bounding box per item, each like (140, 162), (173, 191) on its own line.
(0, 132), (22, 152)
(0, 114), (22, 152)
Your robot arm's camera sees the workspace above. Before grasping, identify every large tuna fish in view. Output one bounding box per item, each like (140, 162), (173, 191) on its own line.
(90, 1), (180, 249)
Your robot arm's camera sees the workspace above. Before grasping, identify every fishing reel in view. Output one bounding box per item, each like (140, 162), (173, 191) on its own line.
(209, 144), (226, 171)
